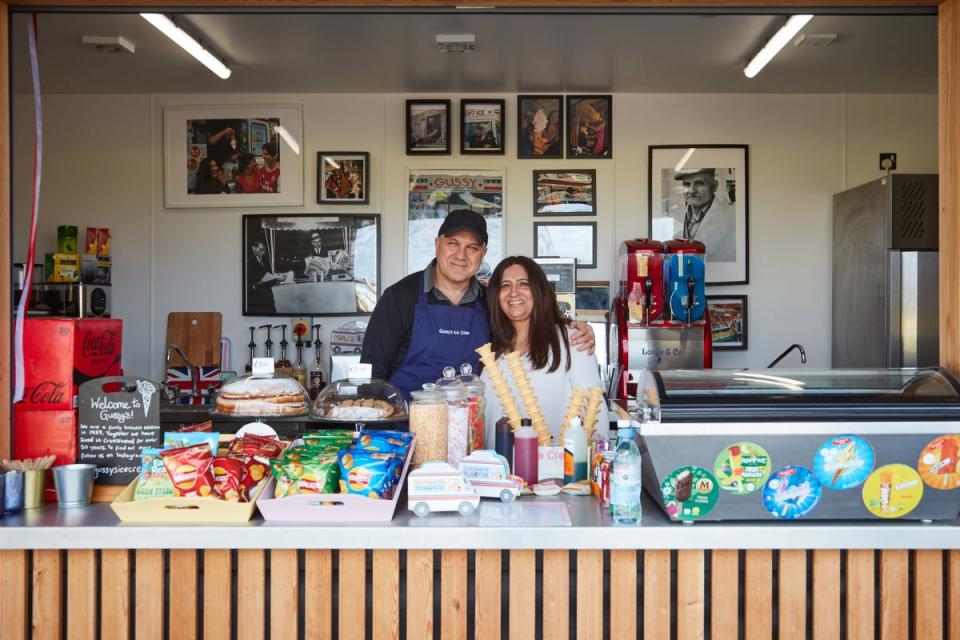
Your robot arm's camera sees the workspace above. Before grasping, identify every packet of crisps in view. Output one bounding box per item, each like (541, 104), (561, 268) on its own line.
(212, 456), (244, 502)
(134, 448), (175, 500)
(227, 433), (285, 495)
(160, 444), (215, 498)
(302, 431), (355, 450)
(355, 430), (412, 456)
(163, 431), (219, 455)
(338, 449), (402, 499)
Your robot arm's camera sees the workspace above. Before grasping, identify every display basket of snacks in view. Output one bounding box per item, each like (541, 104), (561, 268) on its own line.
(256, 429), (415, 523)
(211, 373), (309, 418)
(310, 378), (408, 424)
(111, 431), (286, 524)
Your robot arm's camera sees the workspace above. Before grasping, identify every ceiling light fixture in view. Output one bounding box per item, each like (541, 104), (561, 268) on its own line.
(140, 13), (231, 79)
(81, 35), (136, 54)
(743, 15), (813, 79)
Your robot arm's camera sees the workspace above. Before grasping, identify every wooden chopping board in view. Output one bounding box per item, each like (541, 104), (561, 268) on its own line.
(166, 312), (222, 367)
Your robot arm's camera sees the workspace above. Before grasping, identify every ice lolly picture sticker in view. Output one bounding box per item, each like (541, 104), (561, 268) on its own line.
(660, 466), (719, 521)
(714, 442), (772, 495)
(917, 435), (960, 490)
(813, 435), (875, 490)
(761, 466), (822, 520)
(863, 464), (923, 518)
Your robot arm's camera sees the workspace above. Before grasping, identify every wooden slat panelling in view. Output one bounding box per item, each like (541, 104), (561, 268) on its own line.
(940, 0), (960, 372)
(405, 550), (433, 640)
(508, 550), (536, 640)
(33, 549), (62, 640)
(643, 550), (671, 640)
(202, 550), (231, 638)
(913, 550), (943, 639)
(474, 550), (501, 640)
(676, 550), (704, 640)
(168, 550), (197, 640)
(372, 550), (400, 640)
(813, 550), (841, 640)
(338, 549), (365, 640)
(66, 550), (97, 640)
(609, 550), (637, 640)
(846, 550), (875, 640)
(950, 550), (960, 640)
(542, 550), (568, 640)
(0, 550), (28, 640)
(440, 550), (467, 640)
(305, 550), (333, 640)
(237, 550), (265, 640)
(744, 550), (772, 640)
(270, 550), (299, 640)
(101, 550), (130, 640)
(880, 549), (909, 640)
(778, 550), (806, 640)
(712, 550), (740, 640)
(134, 549), (163, 640)
(576, 550), (604, 640)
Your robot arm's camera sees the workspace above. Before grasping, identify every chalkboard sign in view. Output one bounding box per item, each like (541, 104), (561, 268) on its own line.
(78, 376), (162, 486)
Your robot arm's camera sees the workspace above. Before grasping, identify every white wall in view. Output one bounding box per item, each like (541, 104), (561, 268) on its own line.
(13, 91), (938, 380)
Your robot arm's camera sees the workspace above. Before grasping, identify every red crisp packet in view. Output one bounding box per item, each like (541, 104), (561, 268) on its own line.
(160, 445), (215, 498)
(212, 456), (244, 502)
(227, 434), (284, 495)
(180, 420), (213, 433)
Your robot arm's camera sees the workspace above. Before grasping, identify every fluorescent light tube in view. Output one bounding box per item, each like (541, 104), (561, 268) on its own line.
(743, 15), (813, 79)
(674, 148), (696, 173)
(140, 13), (231, 80)
(275, 125), (300, 156)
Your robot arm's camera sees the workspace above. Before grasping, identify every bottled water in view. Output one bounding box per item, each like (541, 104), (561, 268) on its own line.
(610, 424), (643, 525)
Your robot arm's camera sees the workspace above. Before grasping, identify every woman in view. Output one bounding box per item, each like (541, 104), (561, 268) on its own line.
(234, 153), (262, 193)
(193, 157), (229, 194)
(480, 256), (608, 447)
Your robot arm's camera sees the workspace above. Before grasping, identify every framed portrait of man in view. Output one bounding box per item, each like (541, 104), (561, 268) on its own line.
(648, 145), (749, 285)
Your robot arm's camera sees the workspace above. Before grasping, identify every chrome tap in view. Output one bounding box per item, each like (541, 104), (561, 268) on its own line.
(767, 344), (807, 368)
(166, 343), (200, 400)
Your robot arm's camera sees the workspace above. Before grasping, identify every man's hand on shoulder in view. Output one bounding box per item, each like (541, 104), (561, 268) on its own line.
(569, 320), (596, 356)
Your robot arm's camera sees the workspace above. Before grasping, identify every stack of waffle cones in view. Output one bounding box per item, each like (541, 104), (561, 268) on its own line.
(581, 386), (605, 441)
(558, 387), (587, 442)
(475, 343), (523, 431)
(504, 351), (551, 444)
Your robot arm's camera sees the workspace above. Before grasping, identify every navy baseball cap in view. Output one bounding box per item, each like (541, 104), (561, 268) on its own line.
(437, 209), (488, 246)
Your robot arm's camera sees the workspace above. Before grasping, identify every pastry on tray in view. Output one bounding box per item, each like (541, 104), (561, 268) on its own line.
(310, 378), (408, 421)
(214, 374), (309, 417)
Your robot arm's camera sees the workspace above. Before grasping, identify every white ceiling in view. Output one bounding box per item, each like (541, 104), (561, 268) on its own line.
(10, 11), (937, 94)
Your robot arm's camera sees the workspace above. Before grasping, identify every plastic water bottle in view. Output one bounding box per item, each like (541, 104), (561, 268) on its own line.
(563, 416), (588, 483)
(610, 423), (643, 525)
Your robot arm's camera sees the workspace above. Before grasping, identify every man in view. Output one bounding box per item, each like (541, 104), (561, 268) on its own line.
(247, 240), (283, 313)
(259, 142), (281, 193)
(304, 231), (350, 281)
(362, 209), (594, 399)
(469, 125), (486, 148)
(673, 168), (736, 262)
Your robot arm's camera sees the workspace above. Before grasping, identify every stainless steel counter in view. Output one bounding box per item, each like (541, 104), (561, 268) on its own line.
(1, 494), (957, 550)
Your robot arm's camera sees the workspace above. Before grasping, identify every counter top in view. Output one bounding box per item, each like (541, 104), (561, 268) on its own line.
(2, 494), (957, 550)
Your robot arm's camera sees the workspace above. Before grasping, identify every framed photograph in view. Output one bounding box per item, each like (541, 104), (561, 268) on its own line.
(648, 145), (749, 285)
(533, 170), (596, 216)
(163, 105), (304, 208)
(707, 295), (748, 350)
(242, 214), (380, 317)
(317, 152), (369, 205)
(517, 95), (563, 159)
(461, 99), (505, 155)
(575, 280), (611, 322)
(406, 169), (504, 276)
(566, 95), (612, 159)
(406, 99), (451, 155)
(533, 221), (597, 270)
(533, 257), (577, 293)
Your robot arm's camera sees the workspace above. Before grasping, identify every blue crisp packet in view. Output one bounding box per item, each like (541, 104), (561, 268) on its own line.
(163, 432), (219, 454)
(338, 449), (402, 499)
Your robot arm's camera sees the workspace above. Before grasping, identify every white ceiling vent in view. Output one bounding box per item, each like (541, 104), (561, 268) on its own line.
(81, 35), (136, 54)
(793, 33), (838, 48)
(436, 34), (477, 53)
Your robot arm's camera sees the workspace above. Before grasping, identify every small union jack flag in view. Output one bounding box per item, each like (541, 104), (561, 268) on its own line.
(165, 366), (221, 405)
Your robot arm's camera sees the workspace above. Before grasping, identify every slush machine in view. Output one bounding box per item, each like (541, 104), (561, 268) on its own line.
(611, 239), (712, 402)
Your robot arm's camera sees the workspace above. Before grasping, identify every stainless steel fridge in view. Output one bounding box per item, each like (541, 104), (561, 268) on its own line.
(832, 174), (939, 368)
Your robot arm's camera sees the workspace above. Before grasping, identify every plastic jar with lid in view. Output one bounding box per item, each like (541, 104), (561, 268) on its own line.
(436, 367), (471, 466)
(457, 363), (487, 453)
(408, 383), (448, 465)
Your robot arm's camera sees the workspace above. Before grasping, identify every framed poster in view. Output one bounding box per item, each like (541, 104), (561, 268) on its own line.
(517, 95), (563, 159)
(575, 280), (611, 322)
(242, 214), (380, 317)
(707, 294), (748, 350)
(648, 145), (749, 285)
(533, 169), (596, 216)
(533, 221), (597, 269)
(406, 169), (504, 277)
(317, 152), (369, 205)
(566, 95), (612, 159)
(406, 99), (451, 155)
(461, 99), (505, 155)
(163, 104), (304, 208)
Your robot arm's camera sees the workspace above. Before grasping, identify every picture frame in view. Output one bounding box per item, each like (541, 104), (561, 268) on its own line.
(707, 294), (748, 350)
(648, 144), (749, 285)
(406, 99), (452, 155)
(575, 280), (611, 322)
(461, 99), (505, 155)
(317, 152), (370, 205)
(163, 104), (304, 208)
(566, 95), (612, 159)
(533, 169), (596, 216)
(517, 95), (563, 159)
(242, 214), (380, 317)
(533, 221), (597, 270)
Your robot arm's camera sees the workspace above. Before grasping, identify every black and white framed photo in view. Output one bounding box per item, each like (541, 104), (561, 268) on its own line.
(533, 221), (597, 269)
(317, 152), (369, 205)
(461, 99), (505, 155)
(707, 294), (748, 350)
(648, 145), (749, 285)
(406, 99), (451, 155)
(533, 169), (596, 216)
(517, 95), (563, 159)
(242, 214), (380, 317)
(566, 95), (612, 159)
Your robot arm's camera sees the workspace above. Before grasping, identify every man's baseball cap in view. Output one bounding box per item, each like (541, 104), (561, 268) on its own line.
(674, 167), (716, 180)
(438, 209), (488, 246)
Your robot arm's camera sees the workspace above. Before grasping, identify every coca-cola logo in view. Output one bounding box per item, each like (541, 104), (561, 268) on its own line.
(25, 381), (67, 404)
(82, 329), (118, 358)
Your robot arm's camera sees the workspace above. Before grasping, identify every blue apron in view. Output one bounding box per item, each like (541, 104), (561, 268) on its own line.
(389, 274), (489, 400)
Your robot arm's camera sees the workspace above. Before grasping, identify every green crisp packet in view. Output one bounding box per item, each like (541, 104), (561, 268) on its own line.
(133, 448), (175, 500)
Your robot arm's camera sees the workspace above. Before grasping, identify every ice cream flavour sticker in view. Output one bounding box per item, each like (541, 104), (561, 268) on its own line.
(917, 435), (960, 490)
(659, 466), (719, 521)
(813, 435), (875, 490)
(762, 466), (822, 520)
(714, 442), (771, 495)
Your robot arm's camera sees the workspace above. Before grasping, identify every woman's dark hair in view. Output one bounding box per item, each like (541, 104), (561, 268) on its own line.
(238, 153), (256, 173)
(488, 256), (570, 373)
(196, 157), (216, 183)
